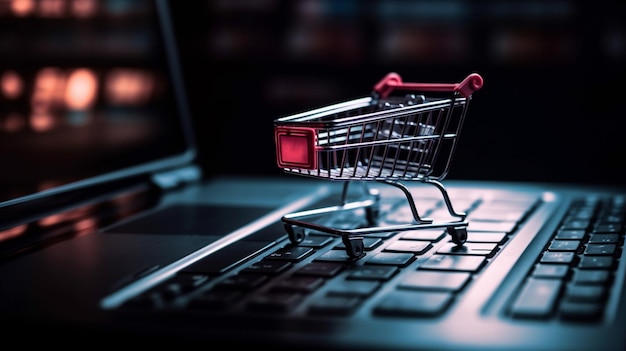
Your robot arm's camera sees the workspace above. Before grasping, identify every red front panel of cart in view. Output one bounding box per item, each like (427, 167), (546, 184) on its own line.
(275, 127), (317, 170)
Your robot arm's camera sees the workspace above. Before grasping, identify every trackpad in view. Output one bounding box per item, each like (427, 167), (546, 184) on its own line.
(104, 204), (274, 236)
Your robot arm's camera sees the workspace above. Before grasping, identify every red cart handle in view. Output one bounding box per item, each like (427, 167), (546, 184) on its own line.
(373, 72), (483, 99)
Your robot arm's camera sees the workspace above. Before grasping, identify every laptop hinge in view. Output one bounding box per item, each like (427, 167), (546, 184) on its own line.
(151, 164), (202, 190)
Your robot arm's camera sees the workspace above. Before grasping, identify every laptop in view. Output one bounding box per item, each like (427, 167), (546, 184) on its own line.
(1, 0), (625, 350)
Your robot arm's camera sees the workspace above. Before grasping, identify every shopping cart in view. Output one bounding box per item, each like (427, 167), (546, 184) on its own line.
(274, 72), (484, 258)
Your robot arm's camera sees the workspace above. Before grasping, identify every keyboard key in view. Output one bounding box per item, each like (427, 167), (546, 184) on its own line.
(559, 301), (603, 321)
(510, 278), (562, 319)
(419, 254), (485, 272)
(571, 269), (611, 285)
(467, 221), (517, 233)
(300, 234), (334, 248)
(437, 242), (497, 257)
(241, 260), (292, 274)
(587, 233), (619, 244)
(365, 252), (415, 266)
(465, 232), (507, 244)
(548, 240), (580, 251)
(295, 262), (344, 277)
(326, 280), (380, 298)
(555, 229), (586, 240)
(565, 284), (606, 302)
(188, 290), (244, 310)
(578, 256), (614, 269)
(531, 264), (569, 279)
(215, 274), (268, 291)
(266, 246), (315, 261)
(398, 271), (470, 291)
(246, 292), (303, 313)
(346, 266), (398, 281)
(583, 244), (617, 255)
(270, 276), (325, 294)
(308, 296), (361, 316)
(400, 229), (445, 241)
(540, 251), (575, 264)
(373, 290), (453, 317)
(383, 240), (432, 254)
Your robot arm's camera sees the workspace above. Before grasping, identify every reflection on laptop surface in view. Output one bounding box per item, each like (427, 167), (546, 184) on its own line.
(0, 1), (625, 350)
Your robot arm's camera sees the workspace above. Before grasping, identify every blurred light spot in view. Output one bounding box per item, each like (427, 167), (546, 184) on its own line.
(4, 113), (26, 132)
(71, 0), (97, 18)
(30, 112), (55, 132)
(0, 224), (28, 243)
(1, 70), (24, 99)
(10, 0), (35, 16)
(65, 68), (98, 110)
(32, 67), (65, 112)
(38, 0), (65, 17)
(105, 69), (154, 105)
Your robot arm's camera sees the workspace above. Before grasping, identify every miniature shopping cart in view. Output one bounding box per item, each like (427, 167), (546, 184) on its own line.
(273, 72), (483, 258)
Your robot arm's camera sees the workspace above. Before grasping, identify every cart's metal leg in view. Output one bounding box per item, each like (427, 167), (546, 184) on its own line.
(342, 181), (380, 226)
(424, 179), (466, 219)
(342, 235), (365, 258)
(447, 226), (468, 246)
(365, 187), (381, 225)
(379, 179), (432, 224)
(285, 224), (306, 245)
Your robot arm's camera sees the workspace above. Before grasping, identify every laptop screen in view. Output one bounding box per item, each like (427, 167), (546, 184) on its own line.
(0, 0), (194, 205)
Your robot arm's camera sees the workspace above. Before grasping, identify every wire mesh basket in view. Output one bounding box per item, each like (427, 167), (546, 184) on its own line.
(274, 72), (484, 257)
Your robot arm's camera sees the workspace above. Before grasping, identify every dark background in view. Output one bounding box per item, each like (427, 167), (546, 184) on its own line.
(167, 0), (626, 186)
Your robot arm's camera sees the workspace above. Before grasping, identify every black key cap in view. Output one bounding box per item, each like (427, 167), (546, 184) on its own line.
(270, 276), (325, 294)
(583, 244), (617, 255)
(555, 229), (586, 240)
(326, 280), (380, 298)
(565, 284), (606, 302)
(578, 256), (614, 269)
(437, 243), (497, 257)
(548, 240), (581, 251)
(540, 251), (575, 264)
(373, 290), (453, 317)
(294, 262), (344, 277)
(246, 293), (303, 313)
(308, 296), (361, 316)
(266, 246), (315, 261)
(188, 290), (244, 310)
(419, 254), (485, 272)
(571, 269), (611, 285)
(400, 229), (445, 241)
(241, 260), (292, 274)
(398, 271), (470, 291)
(300, 234), (334, 248)
(559, 301), (603, 321)
(587, 233), (619, 244)
(383, 240), (432, 254)
(346, 266), (398, 281)
(510, 278), (562, 319)
(365, 252), (415, 267)
(214, 274), (268, 291)
(531, 264), (569, 279)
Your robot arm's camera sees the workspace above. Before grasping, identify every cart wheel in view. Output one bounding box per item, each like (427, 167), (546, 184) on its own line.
(447, 226), (468, 246)
(285, 224), (306, 245)
(341, 236), (365, 258)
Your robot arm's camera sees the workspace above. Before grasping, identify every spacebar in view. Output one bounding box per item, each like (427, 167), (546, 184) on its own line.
(510, 278), (562, 319)
(181, 241), (276, 275)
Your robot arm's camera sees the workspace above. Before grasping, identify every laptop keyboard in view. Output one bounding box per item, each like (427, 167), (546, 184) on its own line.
(119, 192), (624, 323)
(509, 195), (624, 321)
